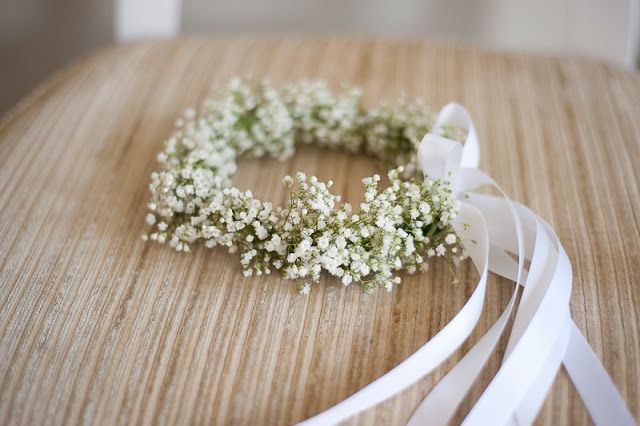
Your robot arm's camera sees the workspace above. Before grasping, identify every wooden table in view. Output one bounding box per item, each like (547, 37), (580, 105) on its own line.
(1, 38), (638, 425)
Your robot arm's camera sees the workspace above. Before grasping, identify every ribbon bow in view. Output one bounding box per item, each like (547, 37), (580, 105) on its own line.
(298, 104), (635, 426)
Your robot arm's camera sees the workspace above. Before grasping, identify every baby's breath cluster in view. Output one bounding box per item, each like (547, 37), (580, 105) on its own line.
(144, 78), (467, 293)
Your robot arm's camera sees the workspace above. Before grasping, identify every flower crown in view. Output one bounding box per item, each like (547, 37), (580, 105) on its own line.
(143, 79), (467, 293)
(141, 79), (635, 425)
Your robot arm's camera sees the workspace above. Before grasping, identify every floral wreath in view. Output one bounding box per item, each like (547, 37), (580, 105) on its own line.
(142, 78), (634, 425)
(143, 79), (468, 293)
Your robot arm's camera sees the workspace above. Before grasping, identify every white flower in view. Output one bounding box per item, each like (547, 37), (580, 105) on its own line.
(342, 274), (353, 286)
(445, 233), (457, 245)
(299, 283), (311, 294)
(317, 235), (330, 250)
(419, 202), (431, 214)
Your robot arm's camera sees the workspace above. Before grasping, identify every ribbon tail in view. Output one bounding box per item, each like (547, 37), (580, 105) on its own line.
(408, 176), (532, 426)
(564, 321), (637, 426)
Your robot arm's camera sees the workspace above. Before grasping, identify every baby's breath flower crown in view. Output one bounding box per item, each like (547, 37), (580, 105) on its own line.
(143, 78), (467, 293)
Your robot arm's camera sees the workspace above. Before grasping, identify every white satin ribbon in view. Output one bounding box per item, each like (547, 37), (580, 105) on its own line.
(297, 103), (636, 426)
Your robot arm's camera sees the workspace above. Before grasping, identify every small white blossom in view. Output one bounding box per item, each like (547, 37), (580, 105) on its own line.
(342, 274), (353, 286)
(299, 282), (311, 294)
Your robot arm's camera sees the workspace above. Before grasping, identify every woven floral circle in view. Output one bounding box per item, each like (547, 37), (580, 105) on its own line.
(143, 79), (467, 293)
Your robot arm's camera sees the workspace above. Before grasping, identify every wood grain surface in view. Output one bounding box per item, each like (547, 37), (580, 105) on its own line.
(0, 38), (638, 425)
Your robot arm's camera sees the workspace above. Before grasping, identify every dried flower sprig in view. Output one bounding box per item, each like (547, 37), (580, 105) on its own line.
(143, 78), (467, 293)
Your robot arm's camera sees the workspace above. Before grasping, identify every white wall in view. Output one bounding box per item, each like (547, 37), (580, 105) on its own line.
(182, 0), (632, 66)
(0, 0), (635, 116)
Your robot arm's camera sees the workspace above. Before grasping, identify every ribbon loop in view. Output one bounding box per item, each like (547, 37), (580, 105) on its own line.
(435, 102), (480, 169)
(417, 133), (462, 182)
